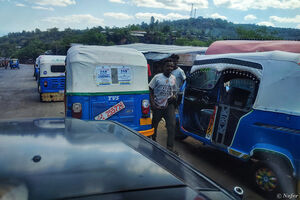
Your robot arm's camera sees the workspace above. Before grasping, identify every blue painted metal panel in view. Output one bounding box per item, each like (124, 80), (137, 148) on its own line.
(66, 94), (151, 132)
(40, 77), (65, 93)
(179, 105), (300, 174)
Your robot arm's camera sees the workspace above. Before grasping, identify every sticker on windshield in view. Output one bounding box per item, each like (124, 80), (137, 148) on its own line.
(95, 66), (112, 85)
(118, 66), (131, 85)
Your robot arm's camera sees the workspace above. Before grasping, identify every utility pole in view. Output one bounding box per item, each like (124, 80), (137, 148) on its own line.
(190, 4), (194, 18)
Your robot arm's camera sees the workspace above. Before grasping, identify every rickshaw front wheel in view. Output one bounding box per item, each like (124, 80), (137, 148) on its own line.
(252, 160), (295, 198)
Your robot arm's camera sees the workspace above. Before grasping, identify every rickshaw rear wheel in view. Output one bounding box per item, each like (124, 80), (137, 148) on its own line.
(252, 160), (295, 199)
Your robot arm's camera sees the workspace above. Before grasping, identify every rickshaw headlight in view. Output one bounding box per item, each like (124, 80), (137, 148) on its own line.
(72, 103), (82, 113)
(72, 103), (82, 119)
(142, 100), (150, 116)
(142, 100), (150, 108)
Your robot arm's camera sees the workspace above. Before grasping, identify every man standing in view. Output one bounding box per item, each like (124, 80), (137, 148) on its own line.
(171, 54), (186, 93)
(149, 59), (177, 154)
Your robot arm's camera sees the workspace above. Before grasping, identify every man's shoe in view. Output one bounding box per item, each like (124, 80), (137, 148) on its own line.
(152, 136), (156, 142)
(167, 147), (179, 156)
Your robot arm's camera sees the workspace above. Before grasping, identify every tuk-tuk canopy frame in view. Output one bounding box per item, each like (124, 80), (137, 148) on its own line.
(39, 55), (66, 78)
(205, 40), (300, 55)
(192, 51), (300, 116)
(66, 45), (148, 94)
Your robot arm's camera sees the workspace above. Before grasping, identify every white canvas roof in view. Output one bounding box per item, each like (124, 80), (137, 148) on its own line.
(66, 45), (148, 94)
(192, 51), (300, 116)
(39, 55), (66, 78)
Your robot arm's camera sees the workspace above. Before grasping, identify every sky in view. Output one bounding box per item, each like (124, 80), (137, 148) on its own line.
(0, 0), (300, 36)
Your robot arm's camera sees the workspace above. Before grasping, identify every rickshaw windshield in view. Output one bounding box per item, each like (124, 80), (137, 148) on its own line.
(188, 68), (220, 90)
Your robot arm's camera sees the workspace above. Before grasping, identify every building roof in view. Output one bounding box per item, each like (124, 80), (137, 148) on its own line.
(117, 43), (207, 54)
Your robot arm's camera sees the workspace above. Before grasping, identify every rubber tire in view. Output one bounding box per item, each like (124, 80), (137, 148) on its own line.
(175, 120), (187, 141)
(252, 161), (295, 199)
(39, 93), (43, 102)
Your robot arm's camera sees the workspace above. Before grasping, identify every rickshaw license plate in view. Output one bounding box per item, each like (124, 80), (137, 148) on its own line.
(95, 101), (125, 120)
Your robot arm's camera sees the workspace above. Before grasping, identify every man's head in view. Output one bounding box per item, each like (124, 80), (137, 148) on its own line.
(162, 58), (173, 77)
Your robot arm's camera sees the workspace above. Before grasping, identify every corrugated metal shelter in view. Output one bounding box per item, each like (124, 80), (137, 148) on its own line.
(117, 43), (207, 79)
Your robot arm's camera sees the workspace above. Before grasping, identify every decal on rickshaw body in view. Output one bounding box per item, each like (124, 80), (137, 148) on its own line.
(94, 101), (125, 120)
(108, 96), (120, 101)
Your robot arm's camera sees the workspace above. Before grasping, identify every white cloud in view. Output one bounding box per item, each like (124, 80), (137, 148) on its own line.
(16, 3), (26, 7)
(132, 0), (208, 11)
(297, 24), (300, 29)
(104, 12), (133, 20)
(42, 14), (104, 29)
(33, 0), (76, 7)
(32, 6), (54, 11)
(109, 0), (125, 3)
(257, 21), (274, 27)
(211, 13), (227, 20)
(270, 15), (300, 23)
(244, 14), (257, 21)
(135, 12), (189, 21)
(213, 0), (300, 11)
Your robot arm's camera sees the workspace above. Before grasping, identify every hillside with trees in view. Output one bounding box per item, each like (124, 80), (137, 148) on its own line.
(0, 16), (299, 62)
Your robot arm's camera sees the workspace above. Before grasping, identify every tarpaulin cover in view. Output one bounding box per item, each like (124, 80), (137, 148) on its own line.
(206, 40), (300, 55)
(192, 51), (300, 116)
(66, 45), (148, 93)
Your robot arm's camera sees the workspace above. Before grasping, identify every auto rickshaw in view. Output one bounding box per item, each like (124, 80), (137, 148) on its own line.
(65, 45), (154, 137)
(9, 58), (19, 69)
(178, 51), (300, 198)
(37, 55), (66, 102)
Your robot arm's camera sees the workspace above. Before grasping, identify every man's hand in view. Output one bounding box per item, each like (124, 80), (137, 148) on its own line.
(168, 95), (177, 104)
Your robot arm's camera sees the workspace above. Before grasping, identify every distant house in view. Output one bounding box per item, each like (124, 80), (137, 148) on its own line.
(130, 31), (147, 37)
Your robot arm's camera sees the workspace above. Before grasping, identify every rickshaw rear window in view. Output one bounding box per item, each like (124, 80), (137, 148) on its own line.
(189, 68), (220, 90)
(51, 65), (65, 73)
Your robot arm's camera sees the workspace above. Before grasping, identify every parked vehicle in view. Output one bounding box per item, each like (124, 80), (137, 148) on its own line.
(178, 51), (300, 197)
(9, 58), (19, 69)
(65, 45), (154, 137)
(0, 118), (242, 200)
(37, 55), (66, 102)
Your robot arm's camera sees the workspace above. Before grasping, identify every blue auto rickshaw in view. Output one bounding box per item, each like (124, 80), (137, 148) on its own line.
(10, 58), (19, 69)
(178, 51), (300, 197)
(37, 55), (66, 102)
(65, 45), (154, 137)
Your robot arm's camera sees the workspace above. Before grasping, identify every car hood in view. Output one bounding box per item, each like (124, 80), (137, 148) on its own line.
(0, 118), (236, 200)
